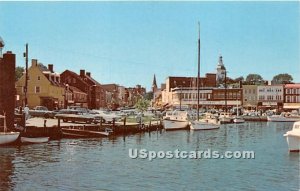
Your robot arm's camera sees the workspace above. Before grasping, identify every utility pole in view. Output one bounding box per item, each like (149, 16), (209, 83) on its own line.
(24, 43), (28, 106)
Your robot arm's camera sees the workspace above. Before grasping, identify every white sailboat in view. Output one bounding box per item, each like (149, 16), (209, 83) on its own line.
(0, 114), (20, 145)
(189, 23), (220, 131)
(233, 100), (245, 123)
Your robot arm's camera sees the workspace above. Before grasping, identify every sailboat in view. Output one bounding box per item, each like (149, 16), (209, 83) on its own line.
(190, 23), (220, 130)
(0, 113), (20, 145)
(233, 101), (245, 123)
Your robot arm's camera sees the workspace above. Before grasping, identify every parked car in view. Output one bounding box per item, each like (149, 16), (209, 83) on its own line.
(29, 106), (55, 118)
(68, 106), (90, 114)
(90, 110), (122, 123)
(55, 110), (97, 124)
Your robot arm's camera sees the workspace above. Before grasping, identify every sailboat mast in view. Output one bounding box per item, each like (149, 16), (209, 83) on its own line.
(197, 22), (200, 121)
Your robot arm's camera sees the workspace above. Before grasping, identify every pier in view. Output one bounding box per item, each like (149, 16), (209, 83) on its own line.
(21, 117), (163, 139)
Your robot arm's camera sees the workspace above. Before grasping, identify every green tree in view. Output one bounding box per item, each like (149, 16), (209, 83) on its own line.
(15, 66), (24, 81)
(134, 98), (150, 113)
(234, 76), (244, 83)
(245, 74), (263, 83)
(272, 73), (293, 84)
(144, 92), (153, 100)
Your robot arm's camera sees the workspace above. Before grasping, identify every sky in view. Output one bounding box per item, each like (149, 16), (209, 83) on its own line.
(0, 2), (299, 91)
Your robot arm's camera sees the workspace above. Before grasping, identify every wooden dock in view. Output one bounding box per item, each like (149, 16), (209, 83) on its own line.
(20, 117), (163, 139)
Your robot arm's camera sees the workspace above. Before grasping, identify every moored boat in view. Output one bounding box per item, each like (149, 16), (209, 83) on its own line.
(188, 23), (220, 131)
(283, 121), (300, 152)
(0, 132), (20, 145)
(219, 112), (233, 124)
(0, 114), (20, 145)
(233, 117), (245, 123)
(267, 113), (300, 122)
(190, 120), (220, 130)
(163, 110), (189, 130)
(21, 136), (50, 143)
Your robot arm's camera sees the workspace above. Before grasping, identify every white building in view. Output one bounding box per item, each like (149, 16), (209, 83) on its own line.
(257, 85), (284, 109)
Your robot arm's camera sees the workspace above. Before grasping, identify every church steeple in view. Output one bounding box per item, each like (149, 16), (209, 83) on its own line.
(152, 74), (157, 92)
(216, 55), (226, 85)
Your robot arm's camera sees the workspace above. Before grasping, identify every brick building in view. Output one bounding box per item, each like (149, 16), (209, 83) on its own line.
(61, 70), (105, 109)
(0, 51), (16, 129)
(283, 83), (300, 110)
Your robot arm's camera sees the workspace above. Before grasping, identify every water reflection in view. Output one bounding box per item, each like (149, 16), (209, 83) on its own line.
(0, 122), (298, 190)
(0, 147), (16, 190)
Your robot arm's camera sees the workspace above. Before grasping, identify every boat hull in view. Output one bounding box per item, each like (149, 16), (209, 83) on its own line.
(284, 133), (300, 152)
(163, 120), (189, 130)
(267, 116), (300, 122)
(21, 137), (50, 143)
(233, 118), (245, 123)
(189, 121), (220, 130)
(0, 132), (20, 145)
(219, 117), (232, 124)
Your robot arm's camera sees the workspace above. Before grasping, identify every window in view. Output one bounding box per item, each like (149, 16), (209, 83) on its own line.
(35, 86), (41, 93)
(38, 76), (41, 80)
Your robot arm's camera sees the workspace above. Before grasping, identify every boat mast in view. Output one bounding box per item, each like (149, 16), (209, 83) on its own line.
(197, 22), (200, 121)
(3, 112), (6, 133)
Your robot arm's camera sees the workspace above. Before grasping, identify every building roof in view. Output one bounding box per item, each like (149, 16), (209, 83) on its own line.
(62, 70), (90, 87)
(69, 85), (87, 94)
(84, 75), (101, 86)
(285, 83), (300, 88)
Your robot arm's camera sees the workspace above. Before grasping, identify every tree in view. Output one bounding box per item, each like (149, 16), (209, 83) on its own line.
(15, 66), (24, 81)
(234, 76), (244, 83)
(272, 73), (293, 84)
(245, 74), (263, 83)
(144, 92), (153, 100)
(134, 98), (150, 113)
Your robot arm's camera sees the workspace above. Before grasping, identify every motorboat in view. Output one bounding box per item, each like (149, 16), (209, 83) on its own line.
(267, 112), (300, 122)
(219, 112), (233, 124)
(0, 114), (20, 145)
(283, 121), (300, 152)
(20, 136), (50, 144)
(163, 110), (189, 130)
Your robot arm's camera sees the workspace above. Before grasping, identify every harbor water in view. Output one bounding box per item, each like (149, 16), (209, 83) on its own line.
(0, 122), (299, 191)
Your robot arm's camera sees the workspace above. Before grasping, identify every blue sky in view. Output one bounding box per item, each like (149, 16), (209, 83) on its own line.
(0, 2), (299, 91)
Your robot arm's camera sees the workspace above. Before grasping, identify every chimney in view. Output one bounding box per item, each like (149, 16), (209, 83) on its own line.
(80, 69), (85, 77)
(86, 72), (91, 77)
(32, 59), (38, 67)
(48, 64), (54, 73)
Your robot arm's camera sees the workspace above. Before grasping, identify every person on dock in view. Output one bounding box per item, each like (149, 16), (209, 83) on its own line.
(24, 105), (30, 121)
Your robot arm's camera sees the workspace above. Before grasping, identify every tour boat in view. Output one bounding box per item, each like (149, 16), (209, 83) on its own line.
(20, 136), (50, 144)
(267, 113), (300, 122)
(189, 23), (220, 131)
(0, 114), (20, 145)
(163, 110), (189, 130)
(283, 121), (300, 152)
